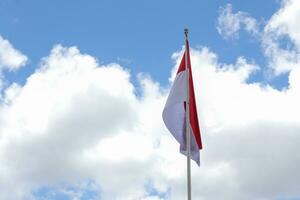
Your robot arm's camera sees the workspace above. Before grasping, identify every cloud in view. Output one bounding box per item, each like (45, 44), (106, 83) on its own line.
(0, 44), (142, 200)
(262, 0), (300, 74)
(0, 44), (172, 200)
(265, 0), (300, 47)
(0, 35), (28, 95)
(1, 40), (300, 200)
(1, 2), (300, 199)
(29, 180), (100, 200)
(163, 46), (300, 200)
(216, 4), (259, 40)
(0, 35), (28, 71)
(217, 1), (300, 75)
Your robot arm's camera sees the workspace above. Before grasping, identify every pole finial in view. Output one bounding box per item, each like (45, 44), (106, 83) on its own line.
(184, 28), (189, 38)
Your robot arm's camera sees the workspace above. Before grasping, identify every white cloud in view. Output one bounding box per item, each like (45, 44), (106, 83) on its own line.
(0, 45), (141, 200)
(265, 0), (300, 47)
(0, 35), (28, 96)
(262, 0), (300, 74)
(1, 2), (300, 199)
(0, 35), (28, 71)
(217, 1), (300, 75)
(217, 4), (259, 40)
(162, 46), (300, 200)
(0, 41), (300, 200)
(26, 181), (100, 200)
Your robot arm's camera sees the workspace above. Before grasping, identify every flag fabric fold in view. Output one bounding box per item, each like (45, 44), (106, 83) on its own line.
(162, 40), (203, 165)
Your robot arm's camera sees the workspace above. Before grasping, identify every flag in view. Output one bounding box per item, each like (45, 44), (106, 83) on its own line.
(162, 39), (203, 165)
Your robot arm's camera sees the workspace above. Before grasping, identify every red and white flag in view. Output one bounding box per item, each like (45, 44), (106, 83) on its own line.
(162, 40), (203, 165)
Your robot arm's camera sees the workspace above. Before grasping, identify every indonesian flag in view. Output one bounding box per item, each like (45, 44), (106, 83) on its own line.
(162, 40), (203, 165)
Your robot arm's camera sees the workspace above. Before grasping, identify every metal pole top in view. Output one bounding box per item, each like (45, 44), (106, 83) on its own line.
(184, 28), (189, 38)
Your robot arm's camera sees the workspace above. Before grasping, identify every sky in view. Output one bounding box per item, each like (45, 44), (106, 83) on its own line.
(1, 0), (300, 200)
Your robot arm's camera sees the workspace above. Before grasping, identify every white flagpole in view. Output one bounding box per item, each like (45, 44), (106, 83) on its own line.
(184, 28), (192, 200)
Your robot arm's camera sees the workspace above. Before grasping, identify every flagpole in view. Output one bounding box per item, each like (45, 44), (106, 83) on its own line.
(184, 28), (192, 200)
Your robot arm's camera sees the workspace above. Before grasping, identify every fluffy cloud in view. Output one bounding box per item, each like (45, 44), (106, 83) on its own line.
(0, 35), (27, 94)
(263, 0), (300, 74)
(1, 1), (300, 199)
(1, 40), (300, 200)
(165, 47), (300, 200)
(0, 35), (28, 71)
(0, 45), (141, 200)
(265, 0), (300, 47)
(217, 4), (259, 40)
(217, 1), (300, 75)
(0, 44), (172, 200)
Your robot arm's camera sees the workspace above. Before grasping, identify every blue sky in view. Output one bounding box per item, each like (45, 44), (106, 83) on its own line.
(0, 0), (280, 86)
(1, 0), (300, 200)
